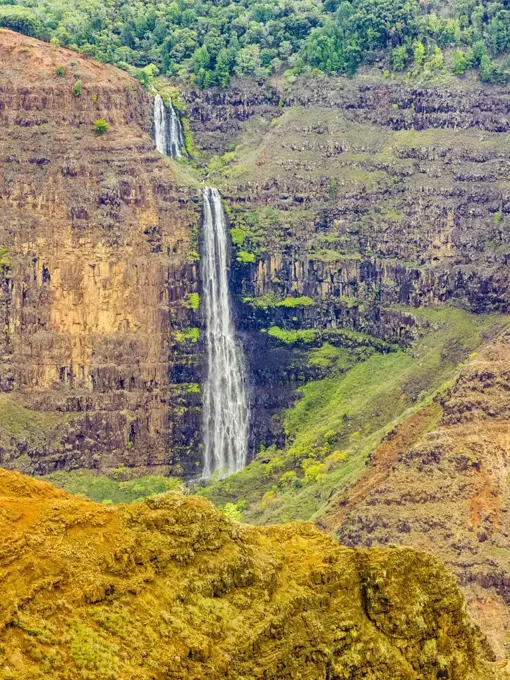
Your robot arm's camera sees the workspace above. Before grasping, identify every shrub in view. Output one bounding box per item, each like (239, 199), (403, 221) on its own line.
(221, 502), (243, 521)
(236, 251), (256, 264)
(93, 119), (110, 136)
(72, 80), (82, 97)
(55, 65), (65, 77)
(452, 50), (467, 75)
(186, 292), (200, 310)
(0, 248), (11, 273)
(276, 296), (315, 308)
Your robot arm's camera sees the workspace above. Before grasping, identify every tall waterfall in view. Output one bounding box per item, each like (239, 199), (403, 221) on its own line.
(202, 187), (249, 479)
(153, 93), (186, 159)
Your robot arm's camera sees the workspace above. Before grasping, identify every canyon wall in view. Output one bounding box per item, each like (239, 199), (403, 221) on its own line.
(1, 31), (509, 478)
(323, 326), (510, 658)
(0, 30), (202, 477)
(184, 78), (510, 448)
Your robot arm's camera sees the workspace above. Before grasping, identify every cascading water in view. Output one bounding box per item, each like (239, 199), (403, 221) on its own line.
(202, 186), (249, 479)
(153, 93), (186, 159)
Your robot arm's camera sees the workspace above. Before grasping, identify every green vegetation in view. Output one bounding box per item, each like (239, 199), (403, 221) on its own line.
(0, 5), (40, 36)
(69, 621), (118, 677)
(230, 227), (248, 247)
(265, 327), (319, 344)
(93, 119), (110, 136)
(7, 0), (510, 86)
(72, 79), (82, 97)
(40, 468), (182, 504)
(219, 501), (244, 521)
(242, 292), (280, 310)
(55, 64), (65, 76)
(200, 308), (509, 525)
(236, 250), (255, 264)
(174, 327), (200, 343)
(264, 325), (397, 351)
(0, 248), (11, 274)
(0, 395), (68, 454)
(276, 296), (315, 308)
(186, 292), (200, 310)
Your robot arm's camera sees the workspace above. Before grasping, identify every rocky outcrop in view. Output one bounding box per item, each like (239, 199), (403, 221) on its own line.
(324, 328), (510, 657)
(181, 78), (510, 449)
(0, 467), (506, 680)
(0, 30), (202, 477)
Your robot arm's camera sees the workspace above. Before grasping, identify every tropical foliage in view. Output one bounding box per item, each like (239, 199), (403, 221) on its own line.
(1, 0), (510, 85)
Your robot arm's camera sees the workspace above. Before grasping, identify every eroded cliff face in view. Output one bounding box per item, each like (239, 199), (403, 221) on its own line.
(184, 77), (510, 448)
(322, 328), (510, 658)
(0, 30), (203, 477)
(0, 467), (506, 680)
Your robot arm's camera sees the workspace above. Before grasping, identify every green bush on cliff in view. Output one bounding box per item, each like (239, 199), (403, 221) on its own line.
(186, 292), (200, 310)
(174, 328), (200, 343)
(93, 119), (110, 136)
(264, 327), (319, 344)
(0, 248), (11, 274)
(276, 296), (315, 308)
(236, 251), (256, 264)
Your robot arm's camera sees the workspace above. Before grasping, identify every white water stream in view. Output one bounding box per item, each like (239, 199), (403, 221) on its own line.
(201, 187), (249, 478)
(154, 93), (185, 159)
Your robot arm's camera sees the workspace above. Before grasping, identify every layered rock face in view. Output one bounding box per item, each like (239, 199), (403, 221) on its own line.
(0, 30), (202, 477)
(184, 78), (510, 448)
(186, 79), (510, 313)
(0, 467), (506, 680)
(322, 328), (510, 657)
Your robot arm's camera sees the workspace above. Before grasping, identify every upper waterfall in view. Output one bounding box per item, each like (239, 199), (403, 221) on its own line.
(153, 93), (186, 159)
(202, 187), (249, 479)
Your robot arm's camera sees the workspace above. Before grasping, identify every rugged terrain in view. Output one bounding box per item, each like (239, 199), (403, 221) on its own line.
(0, 467), (507, 680)
(182, 76), (510, 448)
(0, 29), (202, 477)
(323, 326), (510, 658)
(2, 28), (510, 664)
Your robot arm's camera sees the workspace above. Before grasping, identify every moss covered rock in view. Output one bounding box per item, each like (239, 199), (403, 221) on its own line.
(0, 469), (505, 679)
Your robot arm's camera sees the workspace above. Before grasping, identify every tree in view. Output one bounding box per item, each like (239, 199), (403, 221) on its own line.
(192, 46), (211, 75)
(391, 44), (407, 70)
(413, 40), (425, 69)
(0, 6), (40, 37)
(234, 45), (262, 76)
(452, 49), (468, 75)
(425, 46), (444, 71)
(479, 53), (493, 81)
(136, 64), (159, 88)
(215, 48), (231, 87)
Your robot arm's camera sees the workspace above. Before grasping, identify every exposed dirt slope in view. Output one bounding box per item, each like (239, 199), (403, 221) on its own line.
(0, 468), (506, 679)
(325, 328), (510, 656)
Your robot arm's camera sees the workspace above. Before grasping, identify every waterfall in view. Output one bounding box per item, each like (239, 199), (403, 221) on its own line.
(153, 93), (186, 159)
(202, 187), (249, 479)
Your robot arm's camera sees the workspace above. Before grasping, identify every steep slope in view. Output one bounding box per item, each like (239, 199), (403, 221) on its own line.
(0, 30), (202, 477)
(322, 328), (510, 656)
(183, 77), (510, 449)
(0, 467), (506, 680)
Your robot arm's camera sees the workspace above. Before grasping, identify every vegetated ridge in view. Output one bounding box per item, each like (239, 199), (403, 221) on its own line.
(0, 467), (507, 680)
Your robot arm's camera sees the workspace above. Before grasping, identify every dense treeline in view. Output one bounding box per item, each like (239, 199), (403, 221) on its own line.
(1, 0), (510, 85)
